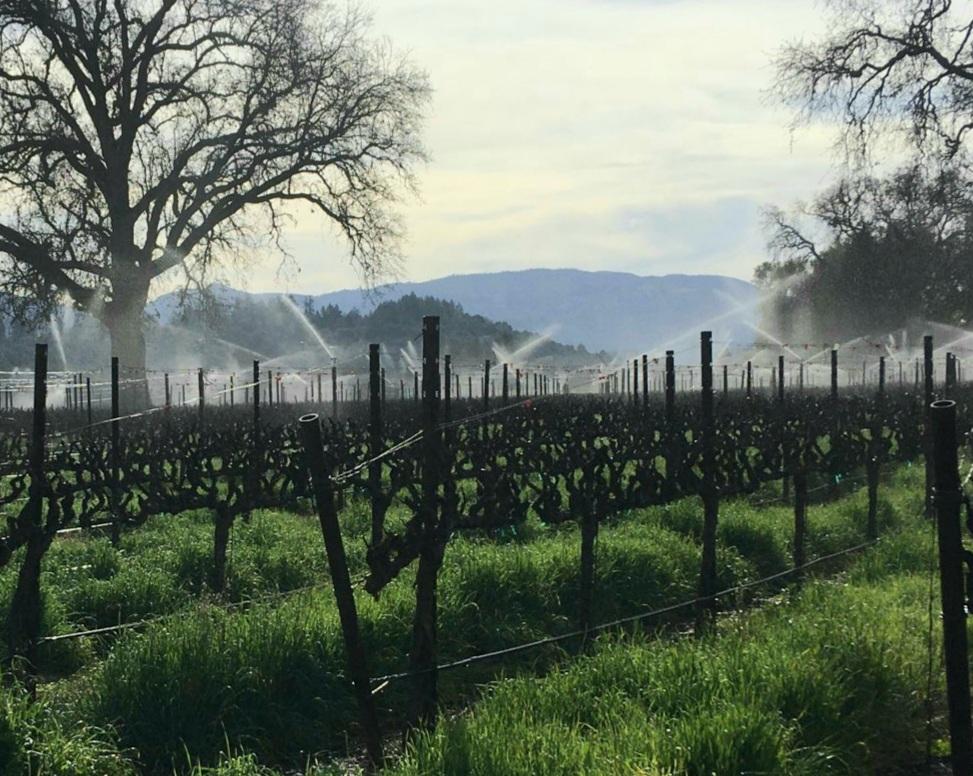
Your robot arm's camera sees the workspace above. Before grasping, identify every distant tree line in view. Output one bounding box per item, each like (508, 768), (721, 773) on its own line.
(174, 293), (601, 368)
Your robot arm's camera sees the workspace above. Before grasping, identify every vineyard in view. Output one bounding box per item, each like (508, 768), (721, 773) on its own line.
(0, 320), (969, 774)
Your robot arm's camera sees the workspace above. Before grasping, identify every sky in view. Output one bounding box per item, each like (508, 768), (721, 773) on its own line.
(243, 0), (839, 296)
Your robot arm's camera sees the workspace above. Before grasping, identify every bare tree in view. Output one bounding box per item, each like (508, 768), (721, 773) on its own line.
(776, 0), (973, 158)
(760, 205), (820, 275)
(0, 0), (429, 398)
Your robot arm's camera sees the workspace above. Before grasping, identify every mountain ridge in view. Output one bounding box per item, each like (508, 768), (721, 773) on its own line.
(150, 268), (759, 354)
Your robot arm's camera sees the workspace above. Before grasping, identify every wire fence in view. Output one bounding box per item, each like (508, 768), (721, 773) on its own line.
(37, 573), (371, 644)
(367, 536), (880, 689)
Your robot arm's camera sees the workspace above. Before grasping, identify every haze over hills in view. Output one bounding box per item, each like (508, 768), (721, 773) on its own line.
(151, 269), (760, 354)
(0, 289), (602, 372)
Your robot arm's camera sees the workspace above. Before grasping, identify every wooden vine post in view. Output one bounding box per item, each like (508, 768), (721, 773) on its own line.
(197, 368), (205, 420)
(443, 355), (452, 421)
(250, 361), (261, 510)
(7, 344), (49, 673)
(792, 425), (808, 585)
(830, 348), (838, 400)
(208, 362), (237, 592)
(663, 350), (677, 501)
(779, 355), (789, 500)
(332, 362), (338, 420)
(483, 359), (490, 410)
(299, 414), (384, 770)
(412, 315), (443, 726)
(110, 356), (121, 545)
(642, 354), (649, 409)
(924, 335), (935, 517)
(866, 356), (885, 540)
(696, 331), (719, 632)
(930, 399), (973, 776)
(664, 350), (675, 420)
(368, 345), (384, 548)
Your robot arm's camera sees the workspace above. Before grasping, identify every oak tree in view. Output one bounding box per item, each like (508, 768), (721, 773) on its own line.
(0, 0), (428, 399)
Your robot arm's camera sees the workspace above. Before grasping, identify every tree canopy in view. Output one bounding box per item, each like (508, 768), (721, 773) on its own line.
(757, 163), (973, 341)
(776, 0), (973, 159)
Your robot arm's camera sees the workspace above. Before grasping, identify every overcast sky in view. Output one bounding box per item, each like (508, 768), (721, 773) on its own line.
(247, 0), (838, 295)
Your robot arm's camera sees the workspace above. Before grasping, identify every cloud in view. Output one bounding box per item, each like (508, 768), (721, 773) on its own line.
(229, 0), (839, 295)
(615, 198), (763, 269)
(400, 197), (764, 282)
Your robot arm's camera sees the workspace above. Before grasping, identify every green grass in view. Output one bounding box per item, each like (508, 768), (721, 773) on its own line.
(35, 474), (933, 776)
(388, 522), (940, 776)
(0, 503), (370, 671)
(0, 462), (930, 773)
(0, 683), (134, 776)
(65, 466), (923, 771)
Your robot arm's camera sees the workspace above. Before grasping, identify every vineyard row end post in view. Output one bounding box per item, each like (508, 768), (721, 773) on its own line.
(931, 399), (973, 776)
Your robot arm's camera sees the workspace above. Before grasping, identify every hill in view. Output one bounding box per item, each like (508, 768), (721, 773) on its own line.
(164, 292), (602, 372)
(151, 269), (759, 354)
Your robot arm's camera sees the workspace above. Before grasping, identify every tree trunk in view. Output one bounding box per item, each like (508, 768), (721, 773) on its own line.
(102, 283), (151, 410)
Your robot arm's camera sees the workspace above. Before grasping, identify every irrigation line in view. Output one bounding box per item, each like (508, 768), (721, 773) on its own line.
(54, 521), (113, 537)
(438, 396), (538, 432)
(0, 512), (108, 545)
(332, 431), (424, 484)
(746, 473), (868, 508)
(37, 573), (370, 644)
(369, 538), (879, 686)
(39, 619), (149, 642)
